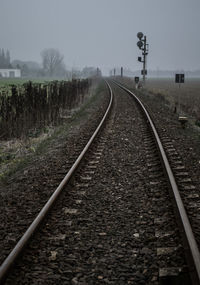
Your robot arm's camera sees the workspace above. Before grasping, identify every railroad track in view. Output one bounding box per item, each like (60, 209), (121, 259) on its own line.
(0, 81), (113, 284)
(112, 80), (200, 284)
(0, 80), (200, 284)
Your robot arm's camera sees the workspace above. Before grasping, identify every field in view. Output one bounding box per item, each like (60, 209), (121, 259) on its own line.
(145, 78), (200, 120)
(121, 77), (200, 123)
(0, 78), (54, 86)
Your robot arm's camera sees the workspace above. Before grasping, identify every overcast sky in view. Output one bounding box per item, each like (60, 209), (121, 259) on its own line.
(0, 0), (200, 74)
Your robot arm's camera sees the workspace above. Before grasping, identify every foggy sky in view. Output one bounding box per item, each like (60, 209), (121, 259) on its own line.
(0, 0), (200, 74)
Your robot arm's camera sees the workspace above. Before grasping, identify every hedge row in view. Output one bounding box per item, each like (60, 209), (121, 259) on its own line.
(0, 79), (90, 139)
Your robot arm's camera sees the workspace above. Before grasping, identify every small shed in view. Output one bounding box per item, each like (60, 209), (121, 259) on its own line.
(0, 69), (21, 78)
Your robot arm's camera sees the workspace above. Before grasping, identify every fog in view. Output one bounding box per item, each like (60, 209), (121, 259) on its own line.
(0, 0), (200, 75)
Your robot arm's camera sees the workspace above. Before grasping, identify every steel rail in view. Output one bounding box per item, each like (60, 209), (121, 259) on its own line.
(0, 80), (113, 284)
(113, 80), (200, 284)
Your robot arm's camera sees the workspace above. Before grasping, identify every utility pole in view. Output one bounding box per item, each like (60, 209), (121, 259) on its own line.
(121, 67), (123, 77)
(137, 32), (149, 86)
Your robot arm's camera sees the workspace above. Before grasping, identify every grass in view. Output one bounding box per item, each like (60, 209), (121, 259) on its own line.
(145, 78), (200, 116)
(0, 78), (53, 97)
(0, 78), (53, 87)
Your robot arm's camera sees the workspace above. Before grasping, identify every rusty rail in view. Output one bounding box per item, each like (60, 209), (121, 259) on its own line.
(0, 80), (113, 283)
(113, 80), (200, 285)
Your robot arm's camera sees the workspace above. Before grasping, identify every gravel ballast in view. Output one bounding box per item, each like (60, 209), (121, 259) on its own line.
(3, 81), (189, 284)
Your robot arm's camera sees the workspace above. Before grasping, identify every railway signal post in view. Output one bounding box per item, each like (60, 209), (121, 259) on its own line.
(137, 32), (149, 86)
(135, 76), (139, 89)
(121, 67), (123, 77)
(175, 73), (187, 127)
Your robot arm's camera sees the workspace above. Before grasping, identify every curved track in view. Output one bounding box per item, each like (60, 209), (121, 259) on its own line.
(113, 80), (200, 285)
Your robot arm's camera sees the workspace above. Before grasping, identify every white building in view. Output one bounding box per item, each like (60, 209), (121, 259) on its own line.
(0, 69), (21, 78)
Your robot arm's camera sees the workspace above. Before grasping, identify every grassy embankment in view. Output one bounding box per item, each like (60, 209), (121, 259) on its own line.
(0, 79), (106, 183)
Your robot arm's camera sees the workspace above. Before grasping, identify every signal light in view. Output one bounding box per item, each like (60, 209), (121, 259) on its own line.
(137, 32), (143, 40)
(136, 32), (148, 85)
(137, 41), (143, 49)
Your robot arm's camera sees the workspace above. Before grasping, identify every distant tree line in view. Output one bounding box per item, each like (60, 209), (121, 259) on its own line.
(0, 47), (102, 78)
(40, 48), (101, 78)
(0, 48), (12, 68)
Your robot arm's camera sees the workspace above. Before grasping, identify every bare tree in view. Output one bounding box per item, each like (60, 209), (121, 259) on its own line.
(41, 48), (64, 77)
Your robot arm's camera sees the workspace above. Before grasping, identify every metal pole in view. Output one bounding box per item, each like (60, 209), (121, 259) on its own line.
(137, 32), (148, 87)
(178, 76), (181, 114)
(143, 36), (146, 85)
(121, 67), (123, 77)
